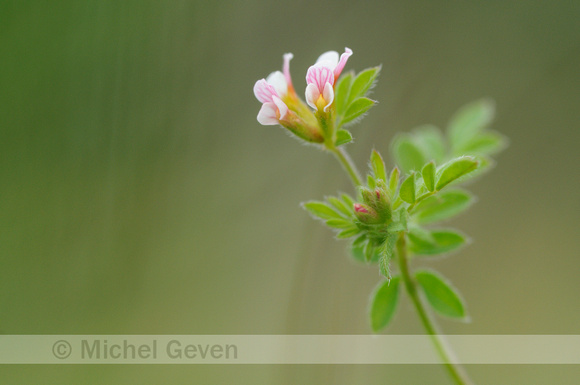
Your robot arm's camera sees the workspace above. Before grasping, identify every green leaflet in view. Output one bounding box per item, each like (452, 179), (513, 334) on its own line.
(415, 270), (466, 319)
(460, 130), (508, 156)
(334, 71), (354, 116)
(421, 161), (436, 192)
(370, 150), (387, 182)
(387, 207), (408, 232)
(303, 198), (361, 239)
(392, 136), (426, 173)
(341, 193), (355, 208)
(388, 167), (400, 198)
(399, 172), (416, 204)
(412, 125), (447, 164)
(369, 275), (401, 332)
(391, 127), (446, 173)
(363, 239), (376, 262)
(303, 201), (344, 220)
(335, 67), (380, 128)
(325, 219), (355, 229)
(408, 228), (467, 256)
(336, 227), (362, 239)
(352, 234), (367, 247)
(406, 225), (435, 245)
(367, 174), (376, 189)
(327, 196), (353, 217)
(436, 157), (479, 190)
(335, 129), (353, 146)
(413, 189), (474, 224)
(347, 66), (381, 105)
(388, 99), (505, 186)
(351, 240), (381, 263)
(350, 244), (365, 263)
(341, 97), (375, 126)
(448, 98), (495, 152)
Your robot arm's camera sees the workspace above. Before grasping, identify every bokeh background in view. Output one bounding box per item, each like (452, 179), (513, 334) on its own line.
(1, 1), (579, 383)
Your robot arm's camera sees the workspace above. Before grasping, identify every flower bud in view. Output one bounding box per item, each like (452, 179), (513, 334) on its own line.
(353, 203), (381, 224)
(360, 188), (375, 207)
(359, 184), (391, 223)
(373, 187), (392, 221)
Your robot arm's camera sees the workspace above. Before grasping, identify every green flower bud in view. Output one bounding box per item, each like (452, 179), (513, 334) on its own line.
(373, 188), (392, 221)
(353, 203), (381, 224)
(360, 188), (376, 207)
(359, 184), (391, 222)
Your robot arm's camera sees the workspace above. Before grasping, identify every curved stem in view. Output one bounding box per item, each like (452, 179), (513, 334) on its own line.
(327, 145), (363, 188)
(396, 232), (475, 385)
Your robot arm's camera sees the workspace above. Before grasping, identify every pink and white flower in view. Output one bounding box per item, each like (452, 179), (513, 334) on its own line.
(253, 79), (289, 125)
(253, 53), (295, 125)
(305, 47), (353, 112)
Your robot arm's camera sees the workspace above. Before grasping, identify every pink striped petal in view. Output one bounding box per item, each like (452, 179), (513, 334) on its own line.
(254, 79), (278, 104)
(334, 47), (353, 79)
(306, 65), (335, 91)
(257, 102), (279, 125)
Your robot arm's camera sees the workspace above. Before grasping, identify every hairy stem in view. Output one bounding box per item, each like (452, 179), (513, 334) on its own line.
(396, 232), (475, 385)
(327, 145), (363, 188)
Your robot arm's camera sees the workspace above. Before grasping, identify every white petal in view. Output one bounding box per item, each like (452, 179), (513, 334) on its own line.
(322, 82), (334, 112)
(257, 102), (279, 125)
(316, 51), (339, 68)
(273, 96), (289, 120)
(266, 71), (287, 97)
(305, 83), (320, 110)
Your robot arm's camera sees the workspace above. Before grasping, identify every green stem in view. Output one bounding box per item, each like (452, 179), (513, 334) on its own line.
(396, 232), (475, 385)
(327, 145), (363, 188)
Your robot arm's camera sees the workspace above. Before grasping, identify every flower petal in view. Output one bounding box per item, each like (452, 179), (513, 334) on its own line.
(266, 71), (287, 98)
(316, 51), (339, 68)
(254, 79), (277, 104)
(306, 65), (335, 91)
(305, 83), (320, 110)
(322, 82), (334, 112)
(257, 102), (279, 125)
(334, 47), (353, 79)
(273, 96), (289, 120)
(283, 53), (294, 88)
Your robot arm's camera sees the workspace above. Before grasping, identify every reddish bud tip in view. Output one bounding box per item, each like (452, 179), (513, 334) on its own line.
(354, 203), (369, 214)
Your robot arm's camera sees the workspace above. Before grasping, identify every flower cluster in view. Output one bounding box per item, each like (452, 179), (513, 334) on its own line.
(253, 48), (353, 144)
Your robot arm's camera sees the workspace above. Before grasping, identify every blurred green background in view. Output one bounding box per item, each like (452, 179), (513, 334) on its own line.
(1, 1), (579, 383)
